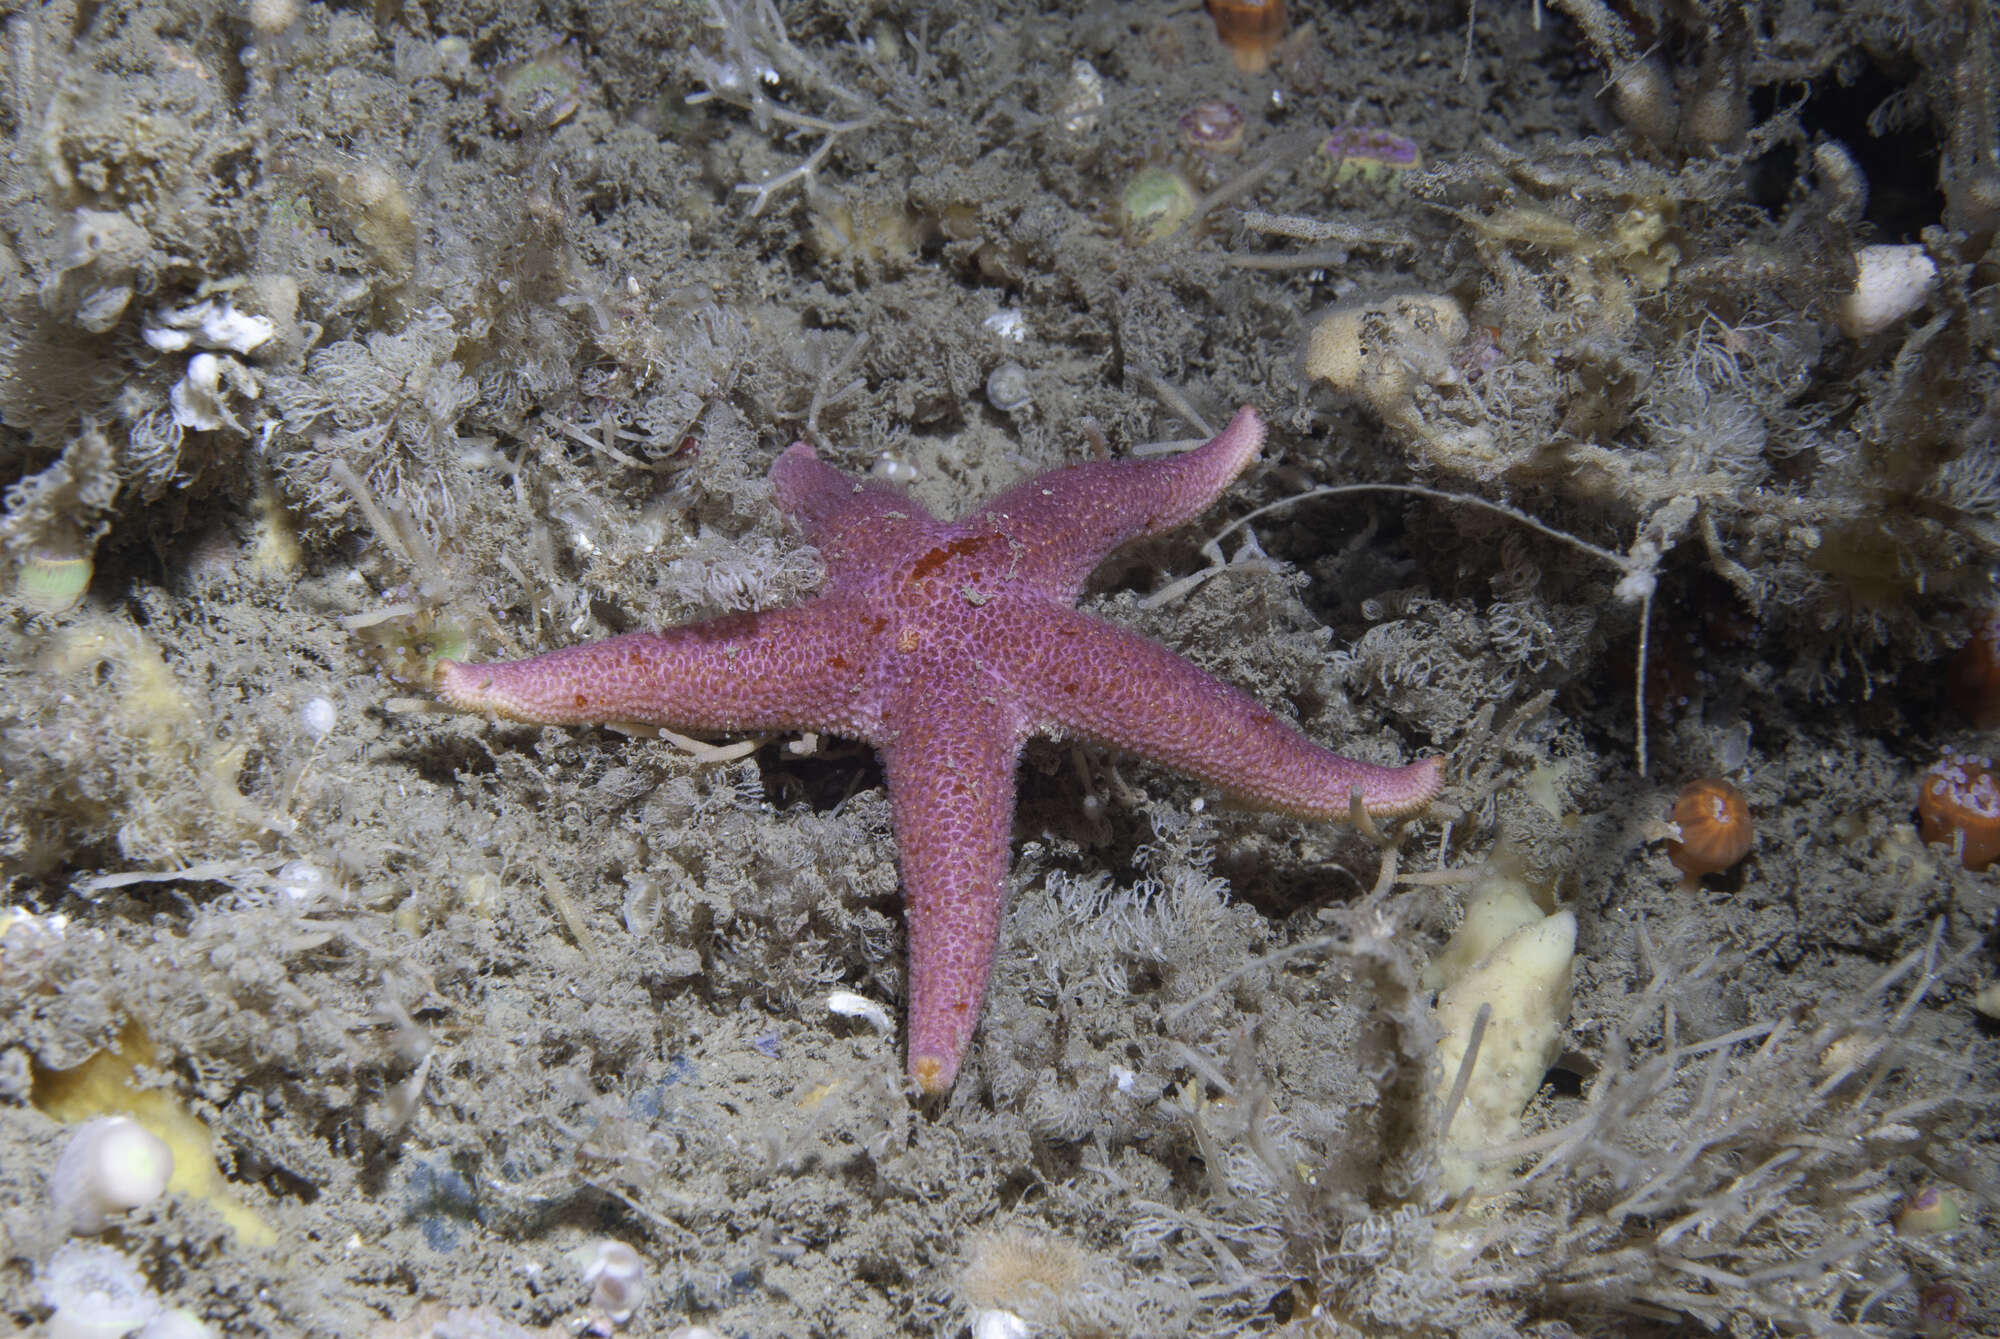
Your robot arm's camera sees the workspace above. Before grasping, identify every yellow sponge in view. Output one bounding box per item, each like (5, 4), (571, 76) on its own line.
(32, 1023), (275, 1246)
(1430, 874), (1577, 1197)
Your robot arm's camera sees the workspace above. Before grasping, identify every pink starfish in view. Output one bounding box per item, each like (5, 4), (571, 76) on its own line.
(436, 407), (1441, 1093)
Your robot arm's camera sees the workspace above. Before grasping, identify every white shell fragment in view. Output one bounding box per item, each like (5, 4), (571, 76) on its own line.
(169, 353), (260, 433)
(986, 362), (1032, 413)
(143, 298), (276, 355)
(1060, 58), (1104, 135)
(272, 860), (327, 909)
(577, 1239), (647, 1325)
(870, 452), (919, 485)
(982, 308), (1027, 342)
(1837, 244), (1937, 339)
(971, 1309), (1031, 1339)
(827, 990), (894, 1034)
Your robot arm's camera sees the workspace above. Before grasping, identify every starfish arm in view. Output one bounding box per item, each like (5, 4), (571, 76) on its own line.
(1010, 606), (1443, 817)
(879, 676), (1026, 1095)
(973, 405), (1266, 598)
(770, 442), (941, 586)
(434, 596), (884, 741)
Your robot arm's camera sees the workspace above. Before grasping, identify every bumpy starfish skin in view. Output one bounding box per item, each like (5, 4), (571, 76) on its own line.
(436, 407), (1441, 1093)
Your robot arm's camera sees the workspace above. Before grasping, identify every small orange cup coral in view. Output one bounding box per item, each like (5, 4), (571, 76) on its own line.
(1667, 778), (1753, 878)
(1918, 748), (2000, 870)
(1205, 0), (1286, 74)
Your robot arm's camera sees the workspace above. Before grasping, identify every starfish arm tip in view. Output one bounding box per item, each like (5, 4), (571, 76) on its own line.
(433, 659), (480, 707)
(1364, 756), (1445, 815)
(767, 441), (820, 491)
(434, 658), (532, 721)
(1213, 404), (1266, 466)
(911, 1052), (953, 1095)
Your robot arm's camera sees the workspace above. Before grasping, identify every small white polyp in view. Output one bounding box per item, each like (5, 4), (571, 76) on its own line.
(39, 1241), (161, 1339)
(51, 1116), (175, 1235)
(299, 695), (337, 739)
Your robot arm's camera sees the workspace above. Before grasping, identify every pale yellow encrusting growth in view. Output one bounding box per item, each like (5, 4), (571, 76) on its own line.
(1428, 871), (1576, 1196)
